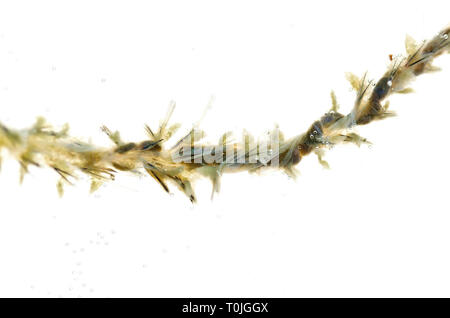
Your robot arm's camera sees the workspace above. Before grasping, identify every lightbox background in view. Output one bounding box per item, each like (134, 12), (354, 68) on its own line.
(0, 0), (449, 297)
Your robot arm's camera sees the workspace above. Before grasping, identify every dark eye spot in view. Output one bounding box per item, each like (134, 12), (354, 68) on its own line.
(291, 148), (301, 165)
(139, 140), (162, 151)
(372, 77), (391, 101)
(115, 142), (136, 154)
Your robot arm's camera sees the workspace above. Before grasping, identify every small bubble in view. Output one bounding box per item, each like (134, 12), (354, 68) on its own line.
(309, 134), (314, 139)
(387, 80), (392, 87)
(313, 130), (318, 135)
(441, 33), (449, 40)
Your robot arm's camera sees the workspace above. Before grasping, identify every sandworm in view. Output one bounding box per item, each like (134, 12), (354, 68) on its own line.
(1, 25), (449, 202)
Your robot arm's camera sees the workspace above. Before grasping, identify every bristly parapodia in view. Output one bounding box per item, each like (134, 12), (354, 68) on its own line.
(1, 25), (449, 202)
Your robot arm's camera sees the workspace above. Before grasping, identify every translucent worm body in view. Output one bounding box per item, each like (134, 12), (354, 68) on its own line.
(1, 25), (449, 202)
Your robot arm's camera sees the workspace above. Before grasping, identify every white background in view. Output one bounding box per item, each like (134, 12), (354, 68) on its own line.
(0, 0), (449, 297)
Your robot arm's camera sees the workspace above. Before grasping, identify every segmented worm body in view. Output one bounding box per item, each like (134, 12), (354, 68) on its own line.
(1, 26), (449, 202)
